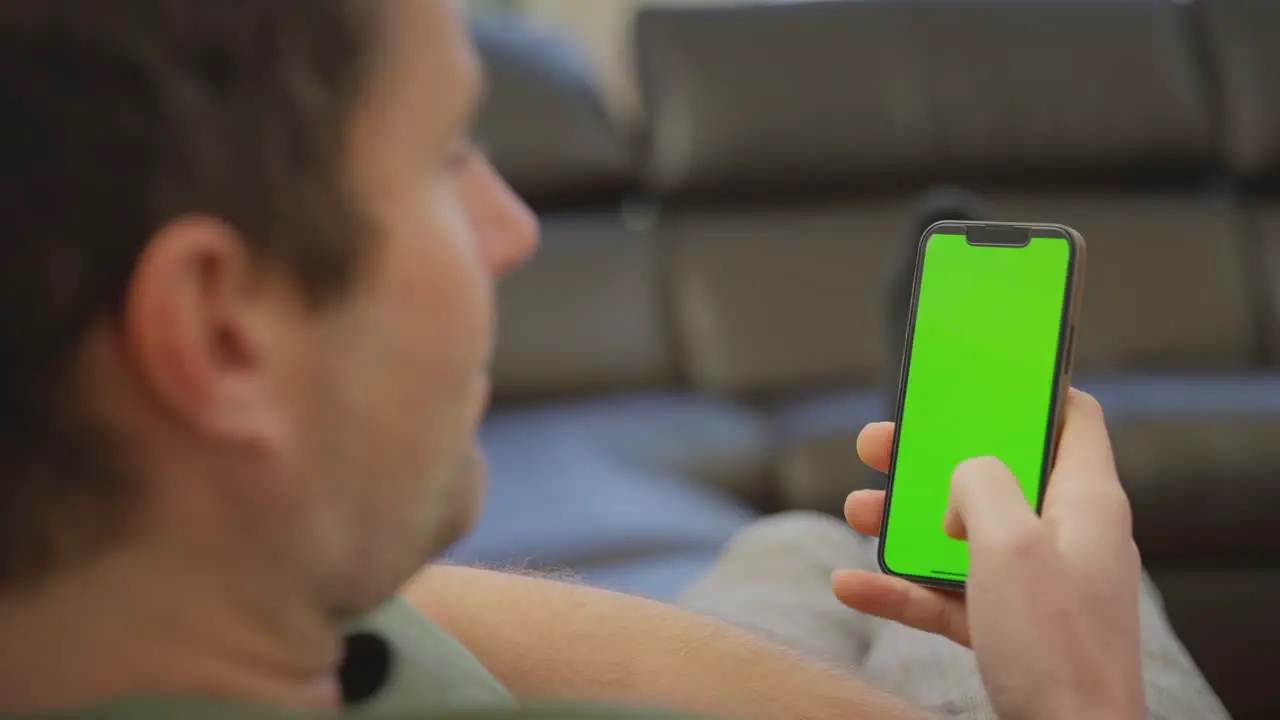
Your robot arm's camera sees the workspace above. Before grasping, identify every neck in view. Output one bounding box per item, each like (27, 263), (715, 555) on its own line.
(0, 535), (342, 714)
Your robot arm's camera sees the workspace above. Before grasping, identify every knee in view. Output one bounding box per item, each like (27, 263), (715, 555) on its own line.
(724, 510), (864, 558)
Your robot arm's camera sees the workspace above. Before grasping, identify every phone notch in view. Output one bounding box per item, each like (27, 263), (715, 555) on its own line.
(965, 224), (1031, 248)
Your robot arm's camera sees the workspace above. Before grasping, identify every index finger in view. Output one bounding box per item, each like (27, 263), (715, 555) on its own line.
(856, 421), (895, 474)
(1044, 389), (1129, 527)
(1048, 389), (1116, 483)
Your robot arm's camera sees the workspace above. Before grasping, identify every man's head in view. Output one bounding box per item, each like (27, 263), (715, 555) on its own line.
(0, 0), (536, 618)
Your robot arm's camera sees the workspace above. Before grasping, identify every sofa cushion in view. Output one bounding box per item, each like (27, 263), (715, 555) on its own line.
(1255, 201), (1280, 359)
(472, 20), (633, 207)
(1150, 567), (1280, 719)
(1081, 375), (1280, 561)
(492, 214), (676, 400)
(636, 0), (1214, 198)
(664, 202), (911, 395)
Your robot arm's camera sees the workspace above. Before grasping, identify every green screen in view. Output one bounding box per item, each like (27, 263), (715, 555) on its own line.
(882, 232), (1072, 584)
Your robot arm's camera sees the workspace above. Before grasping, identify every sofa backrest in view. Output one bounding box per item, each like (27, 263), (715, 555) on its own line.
(1198, 0), (1280, 184)
(1198, 0), (1280, 362)
(474, 21), (678, 400)
(636, 0), (1216, 198)
(472, 21), (633, 209)
(479, 0), (1280, 403)
(634, 0), (1264, 391)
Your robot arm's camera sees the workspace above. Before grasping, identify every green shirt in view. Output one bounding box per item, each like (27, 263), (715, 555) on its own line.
(343, 597), (513, 713)
(18, 598), (707, 720)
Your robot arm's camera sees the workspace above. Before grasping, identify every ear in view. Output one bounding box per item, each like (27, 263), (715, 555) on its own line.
(121, 215), (300, 453)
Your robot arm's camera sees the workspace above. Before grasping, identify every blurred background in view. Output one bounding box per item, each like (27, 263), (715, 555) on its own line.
(446, 1), (1280, 717)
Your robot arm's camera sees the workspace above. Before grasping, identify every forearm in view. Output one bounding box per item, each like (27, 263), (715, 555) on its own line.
(403, 564), (929, 720)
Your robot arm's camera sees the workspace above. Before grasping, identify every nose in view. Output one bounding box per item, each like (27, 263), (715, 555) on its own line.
(467, 157), (540, 278)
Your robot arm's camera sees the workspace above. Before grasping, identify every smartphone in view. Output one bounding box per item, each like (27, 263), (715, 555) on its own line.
(879, 221), (1086, 590)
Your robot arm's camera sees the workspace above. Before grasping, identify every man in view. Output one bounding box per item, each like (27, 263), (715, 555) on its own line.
(0, 1), (1224, 719)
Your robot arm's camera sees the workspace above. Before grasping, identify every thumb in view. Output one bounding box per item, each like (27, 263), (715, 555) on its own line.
(946, 456), (1038, 545)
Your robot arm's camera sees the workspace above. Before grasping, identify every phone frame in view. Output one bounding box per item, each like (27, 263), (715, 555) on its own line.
(877, 220), (1087, 591)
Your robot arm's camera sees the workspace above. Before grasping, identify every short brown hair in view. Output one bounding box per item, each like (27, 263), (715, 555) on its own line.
(0, 0), (383, 589)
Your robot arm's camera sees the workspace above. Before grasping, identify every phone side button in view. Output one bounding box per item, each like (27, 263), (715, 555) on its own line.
(1063, 326), (1075, 375)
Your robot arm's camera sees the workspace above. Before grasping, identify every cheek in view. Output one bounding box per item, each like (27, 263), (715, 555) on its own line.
(381, 182), (493, 387)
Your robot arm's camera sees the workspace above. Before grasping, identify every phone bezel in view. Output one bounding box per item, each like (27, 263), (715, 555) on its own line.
(877, 220), (1087, 592)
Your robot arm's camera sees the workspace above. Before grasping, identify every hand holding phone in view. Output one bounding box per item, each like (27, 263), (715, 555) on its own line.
(833, 393), (1145, 720)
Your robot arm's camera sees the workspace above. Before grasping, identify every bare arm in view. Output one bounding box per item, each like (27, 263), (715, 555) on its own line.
(402, 564), (928, 720)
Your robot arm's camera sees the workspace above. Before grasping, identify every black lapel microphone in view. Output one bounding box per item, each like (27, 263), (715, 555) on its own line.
(338, 631), (393, 706)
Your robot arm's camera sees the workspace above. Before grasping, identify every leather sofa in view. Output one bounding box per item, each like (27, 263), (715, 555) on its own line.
(461, 2), (1280, 716)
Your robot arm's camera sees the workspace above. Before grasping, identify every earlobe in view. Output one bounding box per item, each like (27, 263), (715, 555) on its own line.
(121, 215), (291, 451)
